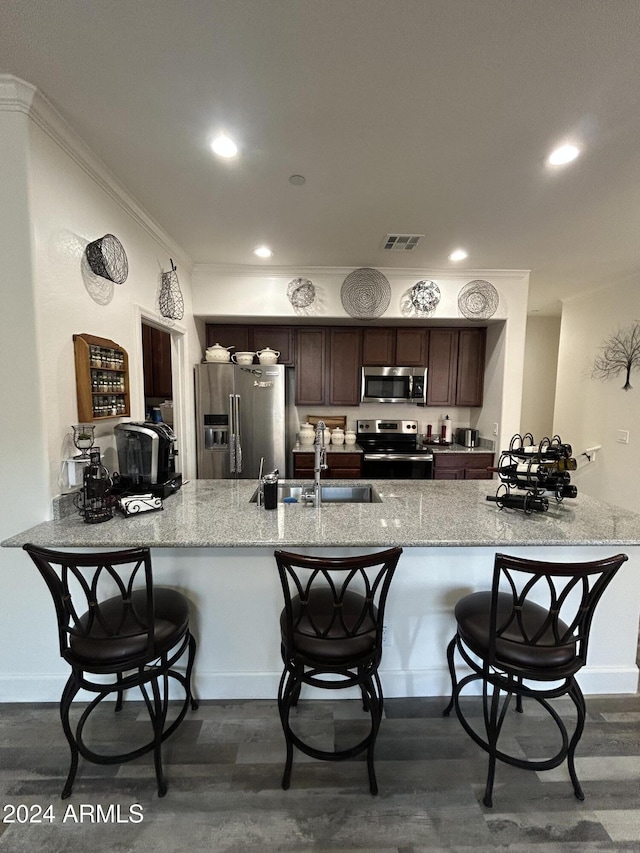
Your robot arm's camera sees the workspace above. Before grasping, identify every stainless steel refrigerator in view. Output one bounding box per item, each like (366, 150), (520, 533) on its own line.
(195, 363), (287, 479)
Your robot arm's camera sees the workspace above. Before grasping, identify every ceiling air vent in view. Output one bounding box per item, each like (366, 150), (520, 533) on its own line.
(383, 234), (424, 251)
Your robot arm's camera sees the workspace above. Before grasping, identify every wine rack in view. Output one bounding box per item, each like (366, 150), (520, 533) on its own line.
(486, 432), (578, 514)
(73, 333), (130, 421)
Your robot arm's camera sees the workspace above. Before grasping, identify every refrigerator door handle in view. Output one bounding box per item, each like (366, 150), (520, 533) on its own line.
(229, 393), (236, 473)
(235, 394), (243, 473)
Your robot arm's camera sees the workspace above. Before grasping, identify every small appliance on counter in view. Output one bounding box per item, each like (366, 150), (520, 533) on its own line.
(456, 428), (480, 447)
(73, 447), (113, 524)
(113, 422), (182, 498)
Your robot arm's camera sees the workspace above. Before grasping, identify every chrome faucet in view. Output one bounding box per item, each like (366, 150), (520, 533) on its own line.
(312, 421), (327, 507)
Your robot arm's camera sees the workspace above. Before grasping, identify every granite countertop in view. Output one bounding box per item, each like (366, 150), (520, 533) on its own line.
(293, 443), (363, 454)
(429, 442), (494, 454)
(3, 479), (639, 550)
(292, 443), (493, 455)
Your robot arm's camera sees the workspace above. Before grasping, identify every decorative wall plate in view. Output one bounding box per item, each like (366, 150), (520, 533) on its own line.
(410, 280), (440, 316)
(287, 277), (316, 309)
(341, 268), (391, 319)
(85, 234), (129, 284)
(458, 279), (499, 320)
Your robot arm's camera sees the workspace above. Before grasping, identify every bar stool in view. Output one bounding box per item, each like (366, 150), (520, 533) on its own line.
(274, 547), (402, 794)
(23, 544), (198, 798)
(443, 551), (627, 806)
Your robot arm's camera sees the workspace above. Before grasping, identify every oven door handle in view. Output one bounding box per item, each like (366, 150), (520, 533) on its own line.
(363, 453), (434, 462)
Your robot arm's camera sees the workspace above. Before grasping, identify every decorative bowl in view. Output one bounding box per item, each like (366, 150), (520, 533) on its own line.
(232, 352), (256, 365)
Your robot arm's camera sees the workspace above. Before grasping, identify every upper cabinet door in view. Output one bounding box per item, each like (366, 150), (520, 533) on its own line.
(206, 324), (250, 353)
(295, 328), (327, 405)
(426, 329), (458, 406)
(456, 328), (486, 407)
(362, 328), (395, 365)
(251, 326), (294, 366)
(328, 327), (362, 406)
(395, 328), (427, 366)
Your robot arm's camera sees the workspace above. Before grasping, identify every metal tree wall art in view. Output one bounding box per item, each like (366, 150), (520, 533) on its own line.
(592, 323), (640, 390)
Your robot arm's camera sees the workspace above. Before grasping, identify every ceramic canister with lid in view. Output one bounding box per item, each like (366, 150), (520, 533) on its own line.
(331, 427), (345, 445)
(344, 429), (357, 445)
(299, 422), (315, 445)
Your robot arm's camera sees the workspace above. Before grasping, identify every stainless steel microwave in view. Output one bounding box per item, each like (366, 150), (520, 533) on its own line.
(361, 366), (427, 404)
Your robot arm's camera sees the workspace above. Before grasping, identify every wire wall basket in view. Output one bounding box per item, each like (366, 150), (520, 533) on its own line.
(341, 268), (391, 319)
(159, 259), (185, 320)
(85, 234), (129, 285)
(458, 279), (499, 320)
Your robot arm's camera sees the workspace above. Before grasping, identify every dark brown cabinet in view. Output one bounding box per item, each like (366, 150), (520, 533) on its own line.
(362, 327), (426, 366)
(362, 328), (395, 365)
(251, 326), (294, 365)
(455, 329), (486, 407)
(427, 328), (485, 407)
(328, 328), (362, 405)
(206, 323), (250, 354)
(142, 324), (172, 399)
(427, 329), (458, 406)
(295, 327), (362, 406)
(295, 328), (327, 405)
(293, 451), (362, 479)
(432, 452), (494, 480)
(206, 321), (485, 408)
(206, 323), (295, 365)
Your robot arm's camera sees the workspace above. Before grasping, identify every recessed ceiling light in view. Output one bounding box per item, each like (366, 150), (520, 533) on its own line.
(548, 143), (580, 166)
(253, 245), (273, 258)
(449, 248), (468, 262)
(211, 134), (238, 158)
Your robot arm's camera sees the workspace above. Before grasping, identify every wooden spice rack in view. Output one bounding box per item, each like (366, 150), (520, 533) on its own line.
(73, 333), (130, 421)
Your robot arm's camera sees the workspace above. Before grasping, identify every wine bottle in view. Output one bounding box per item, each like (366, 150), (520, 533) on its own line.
(555, 484), (578, 499)
(491, 462), (571, 485)
(486, 493), (549, 512)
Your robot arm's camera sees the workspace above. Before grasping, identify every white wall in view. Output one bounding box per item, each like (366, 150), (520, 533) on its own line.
(521, 315), (561, 440)
(192, 266), (530, 450)
(0, 76), (199, 699)
(23, 84), (200, 495)
(554, 277), (640, 511)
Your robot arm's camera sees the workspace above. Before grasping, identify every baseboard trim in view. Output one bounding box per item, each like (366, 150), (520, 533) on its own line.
(1, 663), (637, 703)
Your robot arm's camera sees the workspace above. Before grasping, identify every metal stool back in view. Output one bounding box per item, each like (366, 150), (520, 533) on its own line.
(274, 546), (402, 794)
(443, 551), (627, 806)
(23, 543), (198, 798)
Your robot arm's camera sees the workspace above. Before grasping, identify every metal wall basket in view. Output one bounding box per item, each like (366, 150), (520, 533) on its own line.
(85, 234), (129, 284)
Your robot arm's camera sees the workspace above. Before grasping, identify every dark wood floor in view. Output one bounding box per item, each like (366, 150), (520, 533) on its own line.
(2, 693), (640, 851)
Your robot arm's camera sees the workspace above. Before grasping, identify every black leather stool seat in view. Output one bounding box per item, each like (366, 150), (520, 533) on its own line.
(275, 547), (402, 794)
(69, 588), (190, 667)
(23, 543), (198, 799)
(455, 591), (576, 671)
(280, 588), (377, 662)
(443, 552), (628, 808)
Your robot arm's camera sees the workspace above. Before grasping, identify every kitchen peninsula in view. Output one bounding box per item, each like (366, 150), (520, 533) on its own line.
(3, 479), (640, 703)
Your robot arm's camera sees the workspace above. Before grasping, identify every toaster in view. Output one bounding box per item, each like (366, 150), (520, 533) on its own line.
(456, 428), (479, 447)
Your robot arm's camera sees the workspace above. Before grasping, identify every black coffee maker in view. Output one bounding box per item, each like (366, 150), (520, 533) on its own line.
(114, 422), (182, 498)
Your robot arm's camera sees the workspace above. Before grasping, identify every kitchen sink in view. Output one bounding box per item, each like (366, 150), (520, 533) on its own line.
(250, 483), (382, 504)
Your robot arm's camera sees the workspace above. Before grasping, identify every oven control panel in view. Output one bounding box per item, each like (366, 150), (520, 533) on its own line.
(357, 419), (418, 434)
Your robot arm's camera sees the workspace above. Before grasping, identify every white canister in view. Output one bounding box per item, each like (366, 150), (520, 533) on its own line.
(256, 347), (280, 365)
(331, 427), (345, 445)
(299, 422), (315, 446)
(344, 429), (357, 445)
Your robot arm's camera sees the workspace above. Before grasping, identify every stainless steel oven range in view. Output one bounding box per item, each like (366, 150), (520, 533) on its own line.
(357, 419), (434, 479)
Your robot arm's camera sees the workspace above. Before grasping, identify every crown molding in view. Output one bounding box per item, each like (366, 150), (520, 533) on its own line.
(0, 74), (192, 272)
(192, 263), (530, 281)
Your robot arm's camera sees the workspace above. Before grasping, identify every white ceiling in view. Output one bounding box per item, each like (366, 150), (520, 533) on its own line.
(2, 0), (640, 315)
